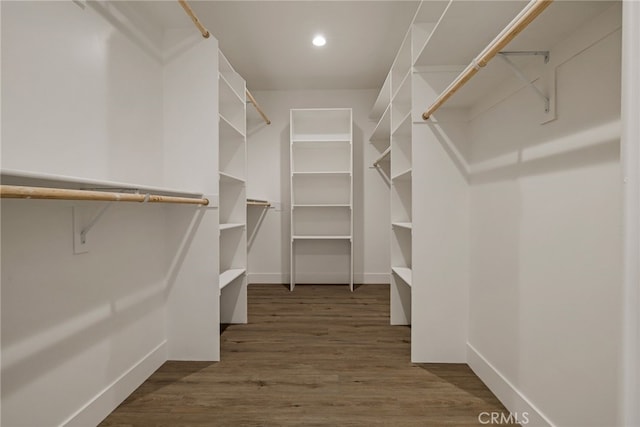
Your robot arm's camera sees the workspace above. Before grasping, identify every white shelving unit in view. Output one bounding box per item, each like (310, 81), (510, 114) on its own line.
(371, 0), (616, 363)
(218, 51), (247, 323)
(290, 108), (353, 291)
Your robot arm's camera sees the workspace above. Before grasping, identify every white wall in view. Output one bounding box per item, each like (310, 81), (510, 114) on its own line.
(467, 4), (622, 426)
(1, 2), (219, 425)
(621, 1), (640, 425)
(162, 29), (220, 361)
(246, 89), (390, 284)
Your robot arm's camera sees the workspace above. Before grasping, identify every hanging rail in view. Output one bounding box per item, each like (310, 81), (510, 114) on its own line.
(177, 0), (271, 125)
(373, 146), (391, 167)
(178, 0), (210, 38)
(246, 90), (272, 125)
(0, 185), (209, 205)
(422, 0), (553, 120)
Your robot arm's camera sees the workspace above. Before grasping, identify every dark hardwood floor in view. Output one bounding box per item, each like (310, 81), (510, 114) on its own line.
(100, 284), (515, 426)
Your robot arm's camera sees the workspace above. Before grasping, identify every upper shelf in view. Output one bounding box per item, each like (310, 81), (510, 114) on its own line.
(219, 51), (245, 102)
(413, 0), (615, 110)
(0, 169), (206, 199)
(414, 1), (528, 67)
(291, 109), (352, 142)
(370, 74), (391, 121)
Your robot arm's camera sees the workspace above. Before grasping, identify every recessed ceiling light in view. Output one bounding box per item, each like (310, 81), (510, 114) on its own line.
(312, 34), (326, 47)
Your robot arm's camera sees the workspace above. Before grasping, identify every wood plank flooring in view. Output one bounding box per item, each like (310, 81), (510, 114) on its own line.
(100, 284), (516, 426)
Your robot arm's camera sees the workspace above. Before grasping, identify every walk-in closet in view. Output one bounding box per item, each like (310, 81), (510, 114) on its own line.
(1, 1), (639, 426)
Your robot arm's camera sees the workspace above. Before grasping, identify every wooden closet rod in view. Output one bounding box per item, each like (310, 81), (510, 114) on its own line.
(246, 90), (271, 125)
(178, 0), (210, 38)
(373, 146), (391, 167)
(247, 198), (271, 207)
(422, 0), (553, 120)
(0, 185), (209, 206)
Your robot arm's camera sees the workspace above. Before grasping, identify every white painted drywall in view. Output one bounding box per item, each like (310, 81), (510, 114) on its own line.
(1, 2), (220, 425)
(467, 4), (623, 426)
(0, 1), (164, 187)
(246, 89), (390, 285)
(162, 29), (220, 361)
(621, 1), (640, 425)
(411, 109), (470, 363)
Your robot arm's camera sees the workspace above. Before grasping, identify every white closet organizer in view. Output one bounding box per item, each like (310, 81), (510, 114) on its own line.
(371, 0), (613, 362)
(290, 108), (353, 291)
(218, 51), (247, 324)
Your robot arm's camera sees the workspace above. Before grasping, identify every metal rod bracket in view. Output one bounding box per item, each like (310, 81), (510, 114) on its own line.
(497, 51), (550, 113)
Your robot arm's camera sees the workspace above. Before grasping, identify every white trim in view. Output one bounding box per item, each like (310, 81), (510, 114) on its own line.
(61, 341), (167, 427)
(247, 273), (288, 284)
(622, 1), (640, 425)
(354, 273), (390, 284)
(467, 342), (555, 427)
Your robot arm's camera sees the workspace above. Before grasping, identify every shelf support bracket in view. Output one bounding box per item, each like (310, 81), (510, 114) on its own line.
(80, 202), (114, 244)
(497, 51), (550, 113)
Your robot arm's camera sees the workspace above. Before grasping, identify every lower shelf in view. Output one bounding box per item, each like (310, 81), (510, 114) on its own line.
(292, 235), (351, 240)
(219, 268), (246, 290)
(392, 267), (412, 287)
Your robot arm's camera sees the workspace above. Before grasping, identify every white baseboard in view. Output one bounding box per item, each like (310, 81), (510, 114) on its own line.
(248, 273), (288, 284)
(467, 342), (555, 427)
(248, 273), (390, 285)
(62, 340), (167, 427)
(354, 273), (390, 284)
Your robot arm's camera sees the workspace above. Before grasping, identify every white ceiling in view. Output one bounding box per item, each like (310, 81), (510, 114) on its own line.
(137, 1), (421, 91)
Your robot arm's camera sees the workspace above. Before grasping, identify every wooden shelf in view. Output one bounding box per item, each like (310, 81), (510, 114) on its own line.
(392, 267), (412, 287)
(219, 268), (246, 290)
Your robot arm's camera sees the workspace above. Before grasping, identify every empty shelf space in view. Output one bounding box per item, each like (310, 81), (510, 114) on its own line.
(292, 235), (352, 240)
(392, 168), (412, 181)
(370, 105), (391, 144)
(220, 171), (246, 183)
(392, 267), (412, 287)
(220, 223), (245, 231)
(392, 222), (412, 230)
(219, 114), (245, 139)
(292, 171), (351, 176)
(414, 1), (527, 67)
(219, 268), (246, 290)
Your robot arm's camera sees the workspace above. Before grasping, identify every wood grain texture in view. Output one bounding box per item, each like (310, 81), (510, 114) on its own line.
(100, 284), (517, 426)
